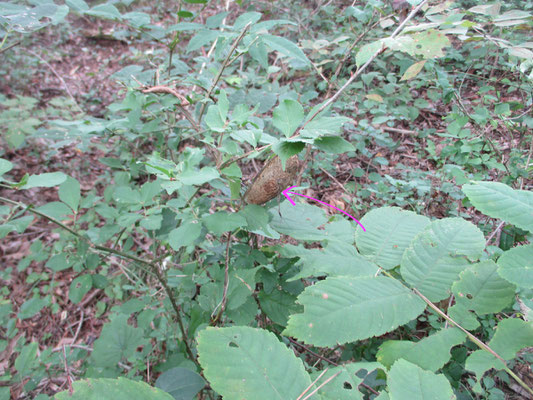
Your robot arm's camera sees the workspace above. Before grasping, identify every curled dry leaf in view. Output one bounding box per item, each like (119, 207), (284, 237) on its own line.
(244, 155), (300, 205)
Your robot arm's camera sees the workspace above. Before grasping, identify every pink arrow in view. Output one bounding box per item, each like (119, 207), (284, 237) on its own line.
(282, 186), (366, 232)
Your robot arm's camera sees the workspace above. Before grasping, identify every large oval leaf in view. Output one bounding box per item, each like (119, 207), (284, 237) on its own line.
(463, 181), (533, 232)
(400, 218), (485, 302)
(355, 207), (430, 270)
(197, 327), (312, 400)
(54, 377), (173, 400)
(452, 260), (516, 315)
(283, 276), (426, 347)
(497, 244), (533, 289)
(387, 359), (455, 400)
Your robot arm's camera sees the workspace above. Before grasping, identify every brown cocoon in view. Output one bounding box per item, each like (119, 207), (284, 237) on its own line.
(243, 155), (300, 205)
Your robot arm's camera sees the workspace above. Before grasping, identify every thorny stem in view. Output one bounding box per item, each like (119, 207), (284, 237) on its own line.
(0, 196), (200, 367)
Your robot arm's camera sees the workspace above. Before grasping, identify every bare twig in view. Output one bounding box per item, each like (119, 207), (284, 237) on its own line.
(301, 371), (342, 400)
(23, 49), (83, 113)
(211, 232), (232, 324)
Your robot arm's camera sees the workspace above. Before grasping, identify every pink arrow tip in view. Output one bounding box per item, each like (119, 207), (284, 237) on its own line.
(282, 186), (297, 206)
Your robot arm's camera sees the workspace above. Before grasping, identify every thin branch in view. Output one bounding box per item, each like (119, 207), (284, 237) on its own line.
(23, 49), (83, 113)
(0, 196), (200, 367)
(198, 22), (252, 122)
(412, 288), (533, 397)
(211, 232), (232, 325)
(295, 0), (428, 136)
(301, 371), (342, 400)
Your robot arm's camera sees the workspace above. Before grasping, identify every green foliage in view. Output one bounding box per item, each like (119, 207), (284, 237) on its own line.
(1, 0), (532, 399)
(197, 327), (312, 400)
(54, 377), (173, 400)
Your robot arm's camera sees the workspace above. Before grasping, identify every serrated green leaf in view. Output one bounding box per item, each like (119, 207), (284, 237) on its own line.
(262, 34), (310, 66)
(400, 218), (485, 302)
(54, 377), (173, 400)
(279, 245), (379, 281)
(59, 177), (81, 212)
(284, 276), (426, 346)
(356, 207), (430, 270)
(205, 105), (226, 132)
(197, 327), (312, 400)
(377, 328), (465, 371)
(155, 367), (205, 400)
(497, 244), (533, 289)
(462, 181), (533, 232)
(387, 359), (455, 400)
(447, 304), (480, 330)
(272, 99), (304, 137)
(452, 260), (515, 315)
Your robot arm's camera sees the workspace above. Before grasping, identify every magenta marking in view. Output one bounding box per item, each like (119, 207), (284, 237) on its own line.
(282, 186), (366, 232)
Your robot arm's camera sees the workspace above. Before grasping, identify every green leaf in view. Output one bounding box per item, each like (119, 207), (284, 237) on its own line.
(85, 4), (122, 20)
(462, 181), (533, 232)
(23, 172), (67, 189)
(284, 276), (426, 346)
(168, 223), (203, 249)
(91, 314), (148, 367)
(69, 274), (93, 304)
(356, 40), (382, 67)
(179, 167), (219, 185)
(59, 177), (81, 212)
(257, 290), (300, 326)
(452, 260), (516, 315)
(447, 304), (480, 330)
(15, 342), (38, 378)
(377, 328), (466, 372)
(205, 105), (226, 132)
(54, 378), (173, 400)
(233, 11), (262, 30)
(155, 367), (205, 400)
(272, 140), (305, 166)
(272, 99), (304, 137)
(18, 296), (48, 320)
(300, 116), (352, 139)
(356, 207), (430, 270)
(202, 212), (247, 235)
(35, 202), (72, 219)
(197, 327), (312, 400)
(387, 359), (455, 400)
(497, 244), (533, 289)
(217, 89), (229, 122)
(0, 158), (13, 177)
(489, 318), (533, 360)
(400, 60), (426, 81)
(187, 29), (219, 52)
(262, 34), (310, 66)
(315, 362), (383, 400)
(465, 318), (533, 389)
(270, 202), (329, 241)
(279, 245), (379, 281)
(313, 136), (355, 153)
(400, 218), (485, 302)
(65, 0), (89, 12)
